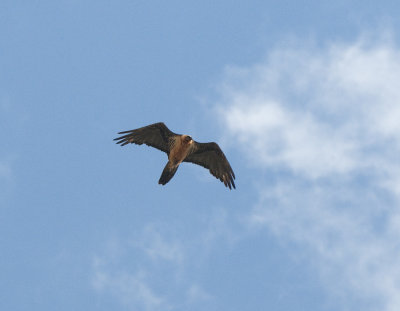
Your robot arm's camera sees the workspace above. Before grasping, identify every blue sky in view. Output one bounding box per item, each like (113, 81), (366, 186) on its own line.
(2, 1), (400, 310)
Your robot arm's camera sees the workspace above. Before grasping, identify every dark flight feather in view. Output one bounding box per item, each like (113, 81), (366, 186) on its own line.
(184, 142), (236, 189)
(113, 122), (178, 154)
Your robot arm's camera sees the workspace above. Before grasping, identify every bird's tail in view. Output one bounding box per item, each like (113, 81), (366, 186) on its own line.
(158, 161), (179, 185)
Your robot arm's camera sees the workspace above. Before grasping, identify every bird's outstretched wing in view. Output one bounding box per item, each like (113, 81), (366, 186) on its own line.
(114, 122), (178, 154)
(184, 142), (236, 189)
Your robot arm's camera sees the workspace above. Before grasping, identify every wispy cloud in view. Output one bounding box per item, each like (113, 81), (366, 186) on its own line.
(220, 35), (400, 182)
(91, 216), (230, 311)
(217, 34), (400, 310)
(91, 228), (180, 311)
(0, 93), (21, 201)
(0, 159), (14, 201)
(0, 161), (12, 180)
(133, 224), (185, 265)
(251, 180), (400, 310)
(92, 259), (167, 311)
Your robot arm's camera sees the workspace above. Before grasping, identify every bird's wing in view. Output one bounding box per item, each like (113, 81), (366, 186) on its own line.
(184, 142), (236, 189)
(114, 122), (178, 154)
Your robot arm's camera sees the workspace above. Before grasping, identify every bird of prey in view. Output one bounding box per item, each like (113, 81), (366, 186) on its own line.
(114, 122), (235, 189)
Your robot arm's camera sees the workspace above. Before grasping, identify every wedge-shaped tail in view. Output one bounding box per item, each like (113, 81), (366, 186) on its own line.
(158, 162), (179, 185)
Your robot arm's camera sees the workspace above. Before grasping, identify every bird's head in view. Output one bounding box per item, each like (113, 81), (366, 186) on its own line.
(183, 135), (193, 144)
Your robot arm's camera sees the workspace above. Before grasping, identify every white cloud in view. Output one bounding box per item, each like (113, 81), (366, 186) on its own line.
(250, 181), (400, 310)
(186, 284), (213, 304)
(91, 221), (222, 311)
(0, 95), (19, 201)
(92, 259), (167, 311)
(91, 228), (180, 311)
(218, 34), (400, 310)
(0, 161), (12, 180)
(224, 101), (358, 178)
(0, 160), (14, 201)
(220, 36), (400, 182)
(133, 224), (184, 265)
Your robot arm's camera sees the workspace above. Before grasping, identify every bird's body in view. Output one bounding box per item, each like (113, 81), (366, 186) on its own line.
(114, 122), (235, 189)
(169, 135), (194, 165)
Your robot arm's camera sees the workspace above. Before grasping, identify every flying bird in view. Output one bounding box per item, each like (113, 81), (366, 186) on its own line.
(114, 122), (235, 189)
